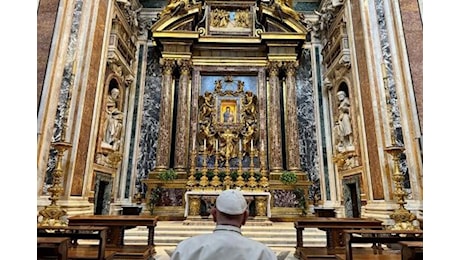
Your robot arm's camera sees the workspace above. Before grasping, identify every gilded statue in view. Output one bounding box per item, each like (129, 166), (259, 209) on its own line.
(242, 91), (257, 123)
(235, 9), (250, 28)
(242, 121), (256, 154)
(199, 91), (215, 121)
(211, 9), (230, 28)
(273, 0), (300, 21)
(160, 0), (191, 17)
(220, 129), (238, 159)
(200, 121), (216, 152)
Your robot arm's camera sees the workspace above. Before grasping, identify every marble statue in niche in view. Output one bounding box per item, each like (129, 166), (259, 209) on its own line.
(335, 90), (354, 152)
(102, 87), (124, 151)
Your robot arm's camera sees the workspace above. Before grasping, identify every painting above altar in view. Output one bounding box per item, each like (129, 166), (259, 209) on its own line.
(197, 75), (259, 168)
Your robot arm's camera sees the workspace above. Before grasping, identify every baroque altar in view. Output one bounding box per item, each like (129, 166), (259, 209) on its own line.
(141, 0), (312, 219)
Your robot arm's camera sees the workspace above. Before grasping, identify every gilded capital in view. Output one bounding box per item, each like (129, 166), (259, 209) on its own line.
(177, 59), (192, 76)
(160, 58), (176, 75)
(267, 61), (282, 77)
(283, 61), (299, 76)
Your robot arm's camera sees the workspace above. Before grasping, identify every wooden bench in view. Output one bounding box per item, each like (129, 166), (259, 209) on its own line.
(38, 237), (70, 260)
(37, 225), (115, 260)
(342, 229), (423, 260)
(294, 217), (383, 259)
(399, 241), (423, 260)
(68, 215), (158, 260)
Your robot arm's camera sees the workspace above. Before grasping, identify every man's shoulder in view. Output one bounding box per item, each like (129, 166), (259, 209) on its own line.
(177, 233), (213, 245)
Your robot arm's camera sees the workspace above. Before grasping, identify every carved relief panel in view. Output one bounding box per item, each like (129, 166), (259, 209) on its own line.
(199, 1), (256, 36)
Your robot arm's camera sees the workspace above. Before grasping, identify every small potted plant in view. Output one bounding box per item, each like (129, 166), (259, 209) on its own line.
(280, 171), (298, 185)
(158, 168), (178, 181)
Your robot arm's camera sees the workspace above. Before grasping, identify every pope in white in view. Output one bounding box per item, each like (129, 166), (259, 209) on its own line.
(170, 189), (277, 260)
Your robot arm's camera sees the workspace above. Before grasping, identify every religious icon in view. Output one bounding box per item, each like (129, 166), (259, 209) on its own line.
(220, 100), (237, 123)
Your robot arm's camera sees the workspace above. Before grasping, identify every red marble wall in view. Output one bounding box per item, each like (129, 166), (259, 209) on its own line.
(71, 0), (109, 196)
(398, 0), (423, 132)
(37, 0), (60, 106)
(350, 0), (384, 200)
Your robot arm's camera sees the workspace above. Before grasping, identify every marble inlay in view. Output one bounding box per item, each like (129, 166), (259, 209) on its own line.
(43, 0), (83, 193)
(136, 47), (162, 195)
(296, 48), (321, 201)
(156, 188), (184, 207)
(125, 44), (144, 198)
(375, 0), (410, 189)
(273, 190), (299, 207)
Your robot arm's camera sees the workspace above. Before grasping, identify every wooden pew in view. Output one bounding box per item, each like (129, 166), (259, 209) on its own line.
(38, 237), (70, 260)
(341, 229), (423, 260)
(68, 215), (158, 260)
(294, 217), (383, 259)
(399, 241), (423, 260)
(37, 226), (115, 260)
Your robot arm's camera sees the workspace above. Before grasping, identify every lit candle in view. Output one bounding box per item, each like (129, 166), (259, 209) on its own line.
(216, 139), (218, 152)
(204, 139), (206, 149)
(239, 139), (242, 152)
(251, 139), (254, 151)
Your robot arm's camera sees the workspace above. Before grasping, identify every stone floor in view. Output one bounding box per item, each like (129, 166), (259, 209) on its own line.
(153, 245), (298, 260)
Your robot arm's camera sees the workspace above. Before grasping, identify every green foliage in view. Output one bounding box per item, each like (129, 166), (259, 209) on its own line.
(158, 169), (177, 181)
(280, 171), (298, 185)
(294, 187), (308, 216)
(148, 186), (163, 215)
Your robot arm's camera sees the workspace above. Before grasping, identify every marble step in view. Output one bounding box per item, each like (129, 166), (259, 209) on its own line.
(124, 221), (327, 247)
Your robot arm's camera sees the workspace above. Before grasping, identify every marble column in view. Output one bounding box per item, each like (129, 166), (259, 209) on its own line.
(174, 59), (192, 172)
(266, 61), (283, 172)
(284, 61), (301, 172)
(155, 58), (176, 171)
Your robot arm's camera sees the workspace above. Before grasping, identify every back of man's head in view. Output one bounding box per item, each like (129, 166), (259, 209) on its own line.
(215, 189), (247, 215)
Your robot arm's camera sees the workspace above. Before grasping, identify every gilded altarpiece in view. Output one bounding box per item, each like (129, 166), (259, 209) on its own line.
(197, 75), (259, 169)
(140, 0), (316, 217)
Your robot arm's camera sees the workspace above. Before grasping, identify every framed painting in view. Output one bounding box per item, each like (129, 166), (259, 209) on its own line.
(220, 100), (237, 123)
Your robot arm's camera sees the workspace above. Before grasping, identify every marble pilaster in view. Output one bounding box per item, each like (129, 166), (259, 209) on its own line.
(174, 59), (192, 172)
(283, 61), (301, 172)
(136, 47), (162, 195)
(266, 61), (283, 172)
(155, 58), (176, 171)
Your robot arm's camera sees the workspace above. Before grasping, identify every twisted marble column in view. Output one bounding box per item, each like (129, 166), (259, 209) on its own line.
(155, 58), (176, 171)
(174, 59), (192, 172)
(266, 61), (283, 172)
(284, 61), (301, 171)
